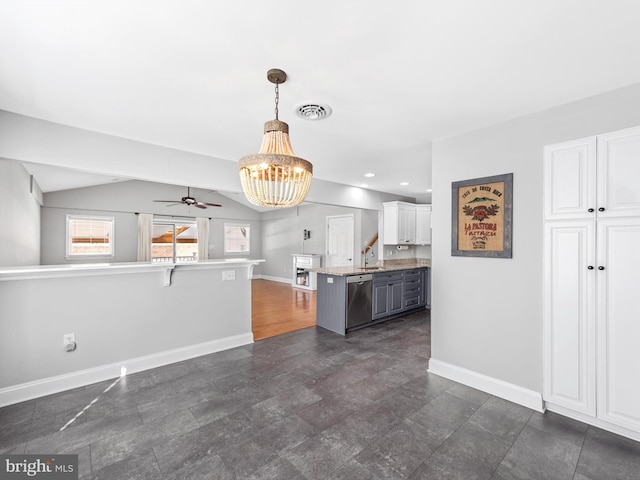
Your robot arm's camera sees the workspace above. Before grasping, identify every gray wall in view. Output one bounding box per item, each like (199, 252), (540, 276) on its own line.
(210, 218), (262, 261)
(260, 203), (379, 281)
(41, 180), (263, 268)
(0, 264), (253, 392)
(0, 159), (41, 267)
(361, 208), (379, 262)
(41, 207), (137, 264)
(431, 82), (640, 393)
(34, 179), (398, 277)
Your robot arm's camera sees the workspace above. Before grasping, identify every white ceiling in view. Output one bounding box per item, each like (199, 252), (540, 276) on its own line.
(2, 1), (640, 202)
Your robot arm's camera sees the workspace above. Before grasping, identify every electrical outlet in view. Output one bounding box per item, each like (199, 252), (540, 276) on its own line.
(327, 277), (334, 284)
(63, 333), (75, 345)
(222, 270), (236, 281)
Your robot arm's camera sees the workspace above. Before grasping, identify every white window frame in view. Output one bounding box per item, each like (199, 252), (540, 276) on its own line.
(224, 223), (250, 254)
(66, 214), (115, 259)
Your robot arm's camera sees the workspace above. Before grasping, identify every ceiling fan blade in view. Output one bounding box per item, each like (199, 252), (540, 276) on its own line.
(194, 203), (208, 209)
(165, 203), (182, 207)
(153, 200), (181, 203)
(202, 202), (222, 207)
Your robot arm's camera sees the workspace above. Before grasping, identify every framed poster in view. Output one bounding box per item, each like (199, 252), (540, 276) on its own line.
(451, 173), (513, 258)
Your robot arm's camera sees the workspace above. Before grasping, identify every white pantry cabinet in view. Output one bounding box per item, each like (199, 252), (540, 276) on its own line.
(544, 126), (640, 441)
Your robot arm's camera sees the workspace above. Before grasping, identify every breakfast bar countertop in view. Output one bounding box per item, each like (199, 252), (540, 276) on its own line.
(312, 259), (431, 277)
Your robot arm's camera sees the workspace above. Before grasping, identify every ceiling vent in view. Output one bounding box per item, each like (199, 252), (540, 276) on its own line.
(295, 103), (332, 121)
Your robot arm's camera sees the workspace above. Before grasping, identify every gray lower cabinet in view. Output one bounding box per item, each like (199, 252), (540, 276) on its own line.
(317, 267), (430, 335)
(403, 269), (423, 309)
(372, 272), (404, 320)
(316, 274), (348, 335)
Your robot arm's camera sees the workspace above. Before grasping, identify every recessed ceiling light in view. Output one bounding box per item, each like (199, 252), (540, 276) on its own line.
(364, 173), (375, 178)
(359, 183), (369, 188)
(426, 188), (432, 192)
(400, 182), (410, 186)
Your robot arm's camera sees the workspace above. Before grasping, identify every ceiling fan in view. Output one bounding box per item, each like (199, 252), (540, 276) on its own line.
(153, 187), (222, 209)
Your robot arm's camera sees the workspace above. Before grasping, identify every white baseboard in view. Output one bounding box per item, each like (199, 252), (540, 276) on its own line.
(428, 358), (545, 412)
(0, 333), (254, 408)
(254, 274), (291, 284)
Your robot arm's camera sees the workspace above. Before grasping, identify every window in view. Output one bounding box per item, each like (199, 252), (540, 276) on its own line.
(224, 223), (250, 254)
(66, 215), (114, 258)
(152, 221), (198, 263)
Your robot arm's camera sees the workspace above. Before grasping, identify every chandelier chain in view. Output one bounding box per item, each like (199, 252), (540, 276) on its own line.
(274, 82), (279, 120)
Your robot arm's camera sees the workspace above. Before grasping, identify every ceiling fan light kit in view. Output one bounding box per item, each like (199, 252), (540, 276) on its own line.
(239, 68), (313, 208)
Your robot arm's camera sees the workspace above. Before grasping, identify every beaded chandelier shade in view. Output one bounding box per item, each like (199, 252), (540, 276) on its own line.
(239, 69), (313, 208)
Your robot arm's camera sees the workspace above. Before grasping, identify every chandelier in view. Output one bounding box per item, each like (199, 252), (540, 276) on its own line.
(239, 69), (313, 208)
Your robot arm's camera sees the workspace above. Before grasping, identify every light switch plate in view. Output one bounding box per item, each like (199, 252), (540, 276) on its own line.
(327, 277), (333, 284)
(222, 270), (236, 281)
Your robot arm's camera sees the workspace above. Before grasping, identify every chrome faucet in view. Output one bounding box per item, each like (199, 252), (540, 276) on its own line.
(363, 249), (375, 267)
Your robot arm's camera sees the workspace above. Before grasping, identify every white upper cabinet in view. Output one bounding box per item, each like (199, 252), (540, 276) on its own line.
(383, 202), (432, 245)
(415, 204), (432, 245)
(544, 136), (596, 220)
(383, 202), (416, 244)
(545, 126), (640, 220)
(597, 126), (640, 218)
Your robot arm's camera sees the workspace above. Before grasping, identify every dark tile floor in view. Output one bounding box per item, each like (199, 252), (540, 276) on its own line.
(2, 310), (640, 479)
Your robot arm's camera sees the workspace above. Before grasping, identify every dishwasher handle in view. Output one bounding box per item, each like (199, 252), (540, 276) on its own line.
(346, 274), (373, 283)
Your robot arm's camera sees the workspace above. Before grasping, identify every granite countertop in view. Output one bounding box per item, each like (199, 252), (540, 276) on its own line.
(313, 259), (431, 276)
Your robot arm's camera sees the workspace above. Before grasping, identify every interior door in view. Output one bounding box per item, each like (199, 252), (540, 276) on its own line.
(326, 215), (354, 268)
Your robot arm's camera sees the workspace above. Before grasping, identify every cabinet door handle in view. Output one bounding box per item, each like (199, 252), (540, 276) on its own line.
(598, 266), (605, 270)
(598, 207), (605, 212)
(588, 208), (594, 213)
(587, 266), (594, 270)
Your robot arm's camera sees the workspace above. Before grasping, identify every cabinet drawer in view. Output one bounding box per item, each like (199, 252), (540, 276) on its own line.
(373, 272), (404, 284)
(404, 270), (422, 282)
(404, 284), (420, 297)
(404, 296), (420, 308)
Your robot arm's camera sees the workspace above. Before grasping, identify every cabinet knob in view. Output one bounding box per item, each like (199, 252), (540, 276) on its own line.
(588, 208), (594, 213)
(587, 266), (594, 270)
(598, 266), (605, 270)
(598, 207), (605, 212)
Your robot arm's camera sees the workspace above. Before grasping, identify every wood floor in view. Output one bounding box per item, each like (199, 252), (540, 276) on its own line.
(251, 279), (317, 340)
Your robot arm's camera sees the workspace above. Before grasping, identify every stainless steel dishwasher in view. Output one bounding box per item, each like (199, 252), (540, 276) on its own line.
(346, 274), (373, 330)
